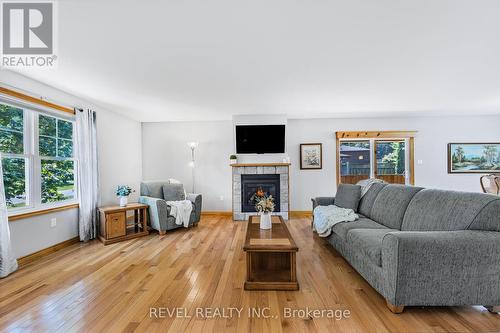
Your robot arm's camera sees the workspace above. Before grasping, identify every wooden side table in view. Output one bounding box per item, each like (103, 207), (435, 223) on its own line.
(98, 203), (149, 245)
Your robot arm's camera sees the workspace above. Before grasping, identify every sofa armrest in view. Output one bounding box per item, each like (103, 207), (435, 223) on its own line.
(382, 230), (500, 306)
(187, 193), (202, 223)
(311, 197), (335, 210)
(138, 196), (169, 232)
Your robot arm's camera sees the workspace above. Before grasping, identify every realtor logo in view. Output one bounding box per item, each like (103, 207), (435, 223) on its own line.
(1, 1), (57, 68)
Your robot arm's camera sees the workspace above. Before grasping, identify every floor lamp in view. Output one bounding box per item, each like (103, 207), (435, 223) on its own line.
(188, 142), (199, 193)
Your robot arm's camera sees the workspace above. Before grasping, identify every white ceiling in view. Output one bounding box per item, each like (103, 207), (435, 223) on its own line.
(10, 0), (500, 122)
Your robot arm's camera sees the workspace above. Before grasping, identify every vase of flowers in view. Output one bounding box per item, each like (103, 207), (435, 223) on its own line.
(250, 187), (275, 230)
(116, 185), (134, 207)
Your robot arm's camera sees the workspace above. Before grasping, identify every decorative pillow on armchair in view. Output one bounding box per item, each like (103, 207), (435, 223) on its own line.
(162, 183), (186, 201)
(335, 184), (361, 211)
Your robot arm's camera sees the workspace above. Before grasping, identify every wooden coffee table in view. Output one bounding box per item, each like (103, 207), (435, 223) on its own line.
(243, 215), (299, 291)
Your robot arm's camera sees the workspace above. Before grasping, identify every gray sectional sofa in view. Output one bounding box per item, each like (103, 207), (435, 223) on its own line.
(313, 183), (500, 313)
(139, 181), (202, 234)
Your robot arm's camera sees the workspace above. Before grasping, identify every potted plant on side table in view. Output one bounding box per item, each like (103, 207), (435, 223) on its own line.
(230, 154), (238, 165)
(116, 185), (134, 207)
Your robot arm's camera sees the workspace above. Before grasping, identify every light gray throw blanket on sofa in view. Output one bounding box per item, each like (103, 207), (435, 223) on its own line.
(313, 205), (358, 237)
(357, 178), (385, 197)
(166, 200), (193, 227)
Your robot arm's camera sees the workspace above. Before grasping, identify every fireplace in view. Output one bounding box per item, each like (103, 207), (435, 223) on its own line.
(241, 174), (281, 213)
(232, 163), (289, 220)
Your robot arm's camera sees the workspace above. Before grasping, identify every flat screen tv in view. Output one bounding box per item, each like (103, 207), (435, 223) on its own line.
(236, 125), (286, 154)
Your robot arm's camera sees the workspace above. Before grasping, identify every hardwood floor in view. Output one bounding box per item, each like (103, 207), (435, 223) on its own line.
(1, 216), (499, 333)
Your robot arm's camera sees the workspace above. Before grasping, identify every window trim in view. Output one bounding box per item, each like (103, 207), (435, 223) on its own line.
(8, 203), (80, 222)
(0, 86), (75, 115)
(1, 99), (78, 217)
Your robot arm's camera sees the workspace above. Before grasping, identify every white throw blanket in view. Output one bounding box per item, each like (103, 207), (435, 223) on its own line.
(166, 200), (193, 228)
(313, 205), (358, 237)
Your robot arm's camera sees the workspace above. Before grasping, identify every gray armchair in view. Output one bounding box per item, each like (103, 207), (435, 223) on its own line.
(138, 181), (202, 234)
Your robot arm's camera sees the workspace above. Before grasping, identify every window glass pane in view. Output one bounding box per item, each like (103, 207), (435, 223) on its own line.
(340, 141), (371, 184)
(57, 138), (73, 157)
(39, 135), (57, 156)
(41, 159), (75, 203)
(1, 157), (27, 209)
(0, 104), (23, 131)
(39, 115), (56, 136)
(38, 115), (74, 158)
(57, 119), (73, 139)
(0, 104), (24, 154)
(0, 129), (24, 154)
(376, 141), (406, 184)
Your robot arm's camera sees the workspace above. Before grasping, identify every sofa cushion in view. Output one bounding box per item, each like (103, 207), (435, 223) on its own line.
(332, 217), (389, 241)
(335, 184), (361, 211)
(346, 229), (398, 266)
(162, 183), (186, 201)
(401, 189), (499, 231)
(468, 198), (500, 232)
(371, 185), (423, 229)
(358, 183), (388, 218)
(140, 181), (164, 198)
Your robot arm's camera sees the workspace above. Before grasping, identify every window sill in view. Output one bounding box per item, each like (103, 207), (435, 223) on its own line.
(8, 203), (79, 222)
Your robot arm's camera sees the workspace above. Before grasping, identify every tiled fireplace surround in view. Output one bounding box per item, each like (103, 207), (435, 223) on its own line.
(232, 163), (290, 220)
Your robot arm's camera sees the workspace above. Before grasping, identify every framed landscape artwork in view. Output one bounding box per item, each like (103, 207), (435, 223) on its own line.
(448, 143), (500, 173)
(300, 143), (322, 170)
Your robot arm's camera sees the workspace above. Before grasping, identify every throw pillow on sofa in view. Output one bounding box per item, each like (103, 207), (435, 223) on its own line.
(163, 183), (186, 201)
(335, 184), (361, 211)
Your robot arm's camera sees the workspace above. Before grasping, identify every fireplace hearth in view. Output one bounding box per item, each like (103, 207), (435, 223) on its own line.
(241, 174), (280, 213)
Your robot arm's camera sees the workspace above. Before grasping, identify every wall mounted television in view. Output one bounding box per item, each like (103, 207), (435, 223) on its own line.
(235, 124), (286, 154)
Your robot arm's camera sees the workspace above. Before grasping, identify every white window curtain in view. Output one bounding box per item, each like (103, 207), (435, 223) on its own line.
(0, 153), (18, 278)
(75, 109), (99, 241)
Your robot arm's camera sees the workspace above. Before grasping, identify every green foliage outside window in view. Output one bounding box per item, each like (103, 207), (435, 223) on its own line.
(39, 136), (57, 156)
(379, 142), (405, 175)
(39, 115), (73, 158)
(0, 104), (24, 154)
(0, 104), (26, 208)
(39, 114), (75, 203)
(1, 158), (26, 208)
(41, 159), (75, 203)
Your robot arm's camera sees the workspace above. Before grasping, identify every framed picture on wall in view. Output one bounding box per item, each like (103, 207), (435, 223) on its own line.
(300, 143), (322, 170)
(448, 143), (500, 173)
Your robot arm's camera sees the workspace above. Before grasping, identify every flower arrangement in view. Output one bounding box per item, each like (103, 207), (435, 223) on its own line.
(116, 185), (134, 197)
(250, 187), (275, 213)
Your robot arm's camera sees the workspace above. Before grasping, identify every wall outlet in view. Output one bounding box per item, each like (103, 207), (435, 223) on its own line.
(417, 159), (423, 165)
(219, 195), (224, 201)
(50, 218), (57, 228)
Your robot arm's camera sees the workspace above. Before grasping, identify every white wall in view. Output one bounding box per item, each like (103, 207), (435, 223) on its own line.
(142, 121), (233, 211)
(96, 109), (142, 205)
(142, 115), (500, 212)
(1, 70), (142, 258)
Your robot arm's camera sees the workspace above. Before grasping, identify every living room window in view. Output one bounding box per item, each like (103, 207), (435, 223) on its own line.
(0, 101), (77, 213)
(336, 131), (416, 185)
(0, 104), (27, 209)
